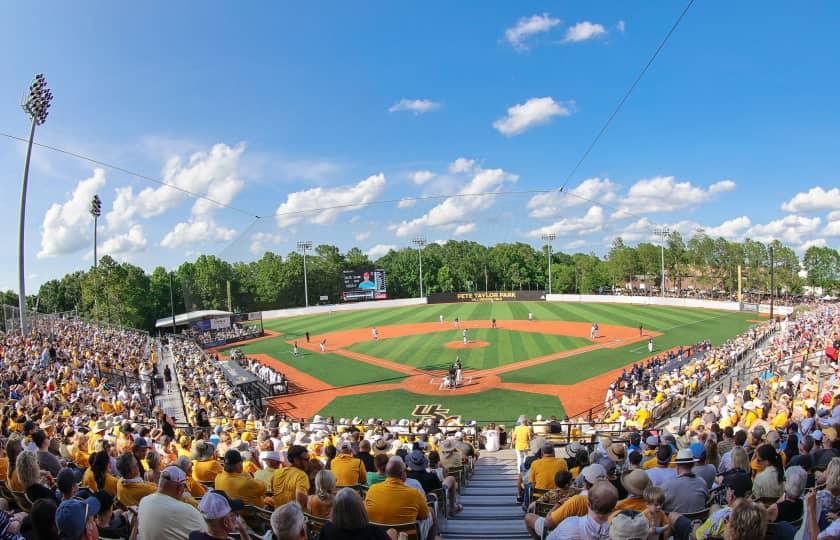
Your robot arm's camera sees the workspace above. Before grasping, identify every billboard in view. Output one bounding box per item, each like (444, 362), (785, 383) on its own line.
(342, 269), (388, 302)
(427, 291), (546, 304)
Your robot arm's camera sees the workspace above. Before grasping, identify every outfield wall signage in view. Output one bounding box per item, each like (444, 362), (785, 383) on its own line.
(427, 291), (545, 304)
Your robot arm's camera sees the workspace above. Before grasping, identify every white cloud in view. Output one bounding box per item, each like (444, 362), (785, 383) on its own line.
(397, 198), (417, 209)
(563, 21), (607, 43)
(453, 223), (476, 236)
(106, 143), (246, 229)
(448, 158), (477, 175)
(823, 216), (840, 237)
(781, 186), (840, 213)
(391, 169), (519, 236)
(799, 238), (827, 252)
(366, 244), (396, 260)
(746, 215), (821, 245)
(493, 97), (574, 136)
(354, 231), (371, 241)
(274, 173), (386, 227)
(504, 13), (561, 50)
(160, 218), (236, 248)
(100, 224), (148, 259)
(616, 20), (626, 33)
(565, 239), (587, 250)
(615, 217), (657, 242)
(705, 216), (751, 239)
(249, 232), (285, 255)
(527, 177), (617, 218)
(392, 166), (518, 237)
(529, 206), (606, 237)
(617, 176), (736, 214)
(409, 170), (436, 185)
(38, 169), (107, 258)
(388, 99), (440, 115)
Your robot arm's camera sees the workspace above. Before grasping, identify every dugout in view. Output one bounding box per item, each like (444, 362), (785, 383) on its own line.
(155, 309), (264, 348)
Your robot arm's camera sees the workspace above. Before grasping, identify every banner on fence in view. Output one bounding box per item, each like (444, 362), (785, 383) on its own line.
(210, 316), (231, 330)
(427, 291), (545, 304)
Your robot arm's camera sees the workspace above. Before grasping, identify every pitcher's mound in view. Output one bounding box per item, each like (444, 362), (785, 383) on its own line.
(445, 340), (490, 350)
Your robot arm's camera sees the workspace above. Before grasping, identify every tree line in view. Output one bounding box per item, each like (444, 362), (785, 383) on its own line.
(2, 235), (838, 331)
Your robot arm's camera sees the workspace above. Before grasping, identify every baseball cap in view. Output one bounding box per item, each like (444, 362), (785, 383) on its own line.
(55, 498), (101, 538)
(337, 440), (353, 452)
(132, 437), (149, 449)
(690, 442), (707, 460)
(161, 465), (187, 484)
(223, 449), (242, 466)
(581, 463), (607, 484)
(260, 451), (281, 462)
(56, 468), (78, 494)
(199, 490), (245, 520)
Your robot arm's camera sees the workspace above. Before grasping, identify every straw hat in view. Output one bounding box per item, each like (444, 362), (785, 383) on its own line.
(606, 443), (627, 463)
(620, 469), (651, 496)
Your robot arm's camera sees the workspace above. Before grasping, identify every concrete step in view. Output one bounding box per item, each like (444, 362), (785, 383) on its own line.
(441, 519), (529, 537)
(457, 495), (518, 506)
(462, 487), (518, 497)
(456, 505), (524, 520)
(466, 480), (516, 488)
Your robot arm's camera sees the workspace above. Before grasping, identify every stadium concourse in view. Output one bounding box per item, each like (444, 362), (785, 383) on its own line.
(0, 305), (838, 539)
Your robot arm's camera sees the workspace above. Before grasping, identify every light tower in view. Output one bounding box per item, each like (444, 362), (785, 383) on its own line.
(654, 227), (671, 297)
(541, 233), (556, 294)
(297, 241), (313, 307)
(90, 195), (102, 268)
(412, 237), (427, 298)
(17, 73), (54, 333)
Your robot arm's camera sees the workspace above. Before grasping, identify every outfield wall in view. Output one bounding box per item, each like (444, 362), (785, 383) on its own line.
(545, 294), (794, 316)
(262, 297), (427, 320)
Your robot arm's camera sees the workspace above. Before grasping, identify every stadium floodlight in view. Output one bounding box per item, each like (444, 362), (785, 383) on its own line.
(541, 233), (556, 295)
(17, 73), (54, 334)
(412, 237), (427, 298)
(90, 195), (102, 269)
(654, 227), (671, 297)
(297, 241), (313, 308)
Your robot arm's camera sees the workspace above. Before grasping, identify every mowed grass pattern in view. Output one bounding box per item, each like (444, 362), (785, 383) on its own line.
(219, 340), (407, 387)
(318, 388), (566, 424)
(501, 308), (756, 386)
(346, 328), (591, 370)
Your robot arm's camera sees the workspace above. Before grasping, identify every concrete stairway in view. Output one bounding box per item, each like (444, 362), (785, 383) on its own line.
(441, 449), (530, 539)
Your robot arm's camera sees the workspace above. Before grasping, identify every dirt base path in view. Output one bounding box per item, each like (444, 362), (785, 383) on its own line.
(242, 320), (668, 419)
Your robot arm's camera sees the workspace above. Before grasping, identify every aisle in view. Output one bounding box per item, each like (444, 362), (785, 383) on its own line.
(441, 448), (530, 539)
(154, 340), (187, 425)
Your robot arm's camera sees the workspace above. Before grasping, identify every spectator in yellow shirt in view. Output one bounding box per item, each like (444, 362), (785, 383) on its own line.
(174, 456), (207, 498)
(528, 442), (568, 490)
(116, 452), (157, 507)
(330, 441), (367, 486)
(272, 445), (310, 508)
(525, 463), (607, 538)
(193, 441), (223, 483)
(83, 450), (118, 497)
(254, 451), (281, 491)
(214, 449), (266, 507)
(512, 417), (533, 471)
(364, 456), (430, 526)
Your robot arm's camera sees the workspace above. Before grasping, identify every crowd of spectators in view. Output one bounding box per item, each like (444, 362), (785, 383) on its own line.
(188, 324), (262, 348)
(511, 304), (840, 540)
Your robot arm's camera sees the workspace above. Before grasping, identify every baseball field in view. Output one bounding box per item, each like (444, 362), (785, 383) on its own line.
(217, 301), (760, 424)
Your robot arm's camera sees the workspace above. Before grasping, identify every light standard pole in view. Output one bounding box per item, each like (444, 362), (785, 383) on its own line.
(90, 195), (102, 318)
(541, 233), (556, 294)
(769, 245), (775, 319)
(654, 227), (670, 297)
(297, 241), (313, 307)
(17, 74), (53, 334)
(412, 237), (427, 298)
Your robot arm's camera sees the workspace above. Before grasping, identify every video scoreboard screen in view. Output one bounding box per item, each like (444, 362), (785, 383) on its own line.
(342, 269), (387, 302)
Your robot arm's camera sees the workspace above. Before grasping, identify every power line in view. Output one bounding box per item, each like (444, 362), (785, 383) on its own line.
(558, 0), (696, 193)
(0, 131), (261, 219)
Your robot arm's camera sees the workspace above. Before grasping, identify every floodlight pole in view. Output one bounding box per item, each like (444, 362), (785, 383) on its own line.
(413, 237), (427, 298)
(17, 74), (53, 334)
(655, 228), (670, 297)
(90, 195), (102, 318)
(297, 241), (313, 307)
(769, 245), (775, 319)
(541, 233), (555, 294)
(169, 271), (176, 332)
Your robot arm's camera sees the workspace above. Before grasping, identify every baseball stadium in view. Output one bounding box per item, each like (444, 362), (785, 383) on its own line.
(3, 3), (840, 540)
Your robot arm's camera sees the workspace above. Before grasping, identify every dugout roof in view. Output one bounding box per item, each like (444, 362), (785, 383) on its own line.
(155, 309), (232, 329)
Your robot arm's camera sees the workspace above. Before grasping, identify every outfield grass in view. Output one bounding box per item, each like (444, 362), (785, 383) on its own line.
(219, 340), (407, 387)
(501, 309), (756, 386)
(346, 328), (590, 370)
(317, 388), (566, 424)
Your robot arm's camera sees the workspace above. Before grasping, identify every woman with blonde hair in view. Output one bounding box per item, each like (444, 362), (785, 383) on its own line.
(723, 498), (767, 540)
(730, 447), (750, 474)
(817, 456), (840, 515)
(307, 469), (337, 518)
(144, 450), (163, 484)
(17, 450), (54, 503)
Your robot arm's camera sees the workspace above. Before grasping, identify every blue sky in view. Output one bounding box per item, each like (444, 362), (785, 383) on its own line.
(1, 1), (839, 290)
